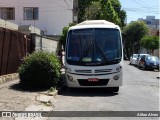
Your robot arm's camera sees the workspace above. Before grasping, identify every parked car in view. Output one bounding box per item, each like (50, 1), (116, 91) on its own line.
(130, 54), (138, 65)
(135, 54), (150, 67)
(138, 55), (159, 70)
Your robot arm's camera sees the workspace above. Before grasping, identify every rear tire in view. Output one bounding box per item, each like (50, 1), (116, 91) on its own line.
(138, 64), (141, 69)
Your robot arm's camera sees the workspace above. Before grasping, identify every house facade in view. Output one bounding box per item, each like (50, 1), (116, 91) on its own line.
(0, 0), (74, 35)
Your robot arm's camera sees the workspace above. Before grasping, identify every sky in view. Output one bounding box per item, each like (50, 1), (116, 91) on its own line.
(119, 0), (160, 23)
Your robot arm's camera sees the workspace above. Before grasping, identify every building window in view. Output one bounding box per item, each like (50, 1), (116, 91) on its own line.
(24, 7), (38, 20)
(0, 7), (15, 20)
(146, 21), (151, 25)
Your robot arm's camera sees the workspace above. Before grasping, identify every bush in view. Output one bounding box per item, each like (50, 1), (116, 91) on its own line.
(18, 51), (61, 89)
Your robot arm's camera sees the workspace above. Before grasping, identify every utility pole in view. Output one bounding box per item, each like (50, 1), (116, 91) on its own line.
(73, 0), (78, 23)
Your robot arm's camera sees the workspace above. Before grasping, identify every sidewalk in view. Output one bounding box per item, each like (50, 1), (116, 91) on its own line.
(0, 77), (58, 120)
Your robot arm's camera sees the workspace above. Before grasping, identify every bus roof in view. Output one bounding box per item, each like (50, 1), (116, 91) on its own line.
(69, 20), (120, 30)
(77, 20), (115, 26)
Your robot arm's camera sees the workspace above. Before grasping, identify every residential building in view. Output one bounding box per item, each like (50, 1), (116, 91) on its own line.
(138, 16), (159, 30)
(0, 0), (74, 36)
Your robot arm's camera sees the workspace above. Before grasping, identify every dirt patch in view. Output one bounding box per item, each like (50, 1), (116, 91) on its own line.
(0, 82), (49, 111)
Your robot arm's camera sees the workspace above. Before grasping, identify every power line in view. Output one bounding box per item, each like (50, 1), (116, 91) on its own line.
(123, 8), (159, 14)
(132, 0), (158, 13)
(138, 0), (153, 8)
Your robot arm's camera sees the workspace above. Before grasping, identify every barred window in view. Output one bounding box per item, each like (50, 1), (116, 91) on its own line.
(24, 7), (38, 20)
(0, 8), (15, 20)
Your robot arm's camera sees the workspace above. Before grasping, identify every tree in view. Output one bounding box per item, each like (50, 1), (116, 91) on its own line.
(119, 10), (126, 29)
(59, 23), (76, 50)
(141, 36), (159, 55)
(100, 0), (121, 26)
(78, 0), (96, 22)
(80, 0), (126, 28)
(110, 0), (126, 28)
(123, 21), (149, 57)
(59, 27), (69, 50)
(84, 1), (101, 20)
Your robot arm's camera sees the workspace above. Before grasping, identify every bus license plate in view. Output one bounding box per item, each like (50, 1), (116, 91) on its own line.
(88, 78), (99, 82)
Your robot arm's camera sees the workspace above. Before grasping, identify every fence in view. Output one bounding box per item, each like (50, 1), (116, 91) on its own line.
(0, 27), (32, 76)
(0, 27), (58, 76)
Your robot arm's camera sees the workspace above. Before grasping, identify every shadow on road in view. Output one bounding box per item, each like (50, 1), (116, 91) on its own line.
(58, 87), (119, 97)
(9, 82), (49, 92)
(128, 63), (160, 73)
(139, 68), (160, 72)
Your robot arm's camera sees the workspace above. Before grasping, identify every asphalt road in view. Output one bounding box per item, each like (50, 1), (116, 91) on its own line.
(48, 61), (159, 120)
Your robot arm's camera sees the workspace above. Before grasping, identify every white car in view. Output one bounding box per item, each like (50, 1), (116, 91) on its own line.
(130, 54), (138, 65)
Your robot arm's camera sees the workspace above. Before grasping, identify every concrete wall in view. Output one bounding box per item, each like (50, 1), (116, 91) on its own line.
(139, 48), (159, 58)
(0, 0), (73, 35)
(35, 35), (58, 53)
(0, 19), (18, 30)
(18, 25), (42, 35)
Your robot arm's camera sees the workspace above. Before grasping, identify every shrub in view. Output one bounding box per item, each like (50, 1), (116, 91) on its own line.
(18, 51), (61, 89)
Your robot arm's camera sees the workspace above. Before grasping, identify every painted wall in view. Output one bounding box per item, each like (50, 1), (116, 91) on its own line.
(0, 0), (73, 35)
(35, 35), (58, 53)
(0, 19), (18, 30)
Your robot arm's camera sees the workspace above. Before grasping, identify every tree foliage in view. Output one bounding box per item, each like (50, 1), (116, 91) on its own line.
(78, 0), (126, 28)
(141, 36), (159, 55)
(60, 27), (69, 49)
(119, 10), (126, 28)
(78, 0), (96, 22)
(84, 1), (101, 20)
(100, 0), (121, 26)
(59, 23), (76, 50)
(123, 21), (149, 56)
(110, 0), (126, 28)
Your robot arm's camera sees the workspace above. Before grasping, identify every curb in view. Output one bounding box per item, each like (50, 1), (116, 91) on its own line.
(35, 90), (58, 107)
(0, 73), (18, 85)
